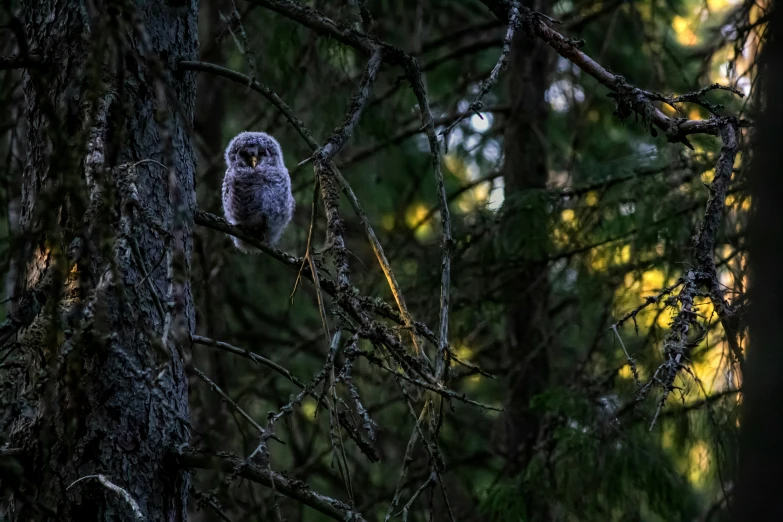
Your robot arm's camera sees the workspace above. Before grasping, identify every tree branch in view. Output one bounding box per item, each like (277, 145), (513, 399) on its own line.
(321, 49), (383, 159)
(441, 4), (520, 136)
(194, 210), (436, 380)
(245, 0), (409, 65)
(175, 450), (369, 522)
(177, 60), (318, 148)
(191, 334), (380, 461)
(643, 120), (742, 429)
(478, 1), (750, 145)
(402, 57), (453, 380)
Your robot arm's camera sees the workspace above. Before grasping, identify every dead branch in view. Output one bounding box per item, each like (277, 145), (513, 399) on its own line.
(176, 450), (369, 522)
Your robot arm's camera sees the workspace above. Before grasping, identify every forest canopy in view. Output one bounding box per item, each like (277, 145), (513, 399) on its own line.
(0, 0), (772, 521)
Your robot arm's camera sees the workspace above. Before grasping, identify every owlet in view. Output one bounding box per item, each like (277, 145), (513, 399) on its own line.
(222, 131), (295, 252)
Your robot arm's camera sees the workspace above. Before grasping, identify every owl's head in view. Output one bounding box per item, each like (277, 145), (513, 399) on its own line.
(225, 131), (284, 170)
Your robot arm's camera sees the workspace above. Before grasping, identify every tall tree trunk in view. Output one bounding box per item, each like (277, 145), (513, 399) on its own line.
(500, 0), (552, 484)
(7, 1), (198, 520)
(733, 2), (783, 520)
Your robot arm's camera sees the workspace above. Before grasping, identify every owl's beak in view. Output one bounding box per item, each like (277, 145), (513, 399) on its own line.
(250, 156), (258, 168)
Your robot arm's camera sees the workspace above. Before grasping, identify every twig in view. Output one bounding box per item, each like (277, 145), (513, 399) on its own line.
(177, 450), (369, 522)
(338, 345), (378, 440)
(192, 334), (379, 461)
(694, 122), (745, 371)
(612, 278), (684, 332)
(191, 335), (305, 387)
(385, 404), (429, 521)
(368, 352), (503, 411)
(398, 472), (437, 522)
(440, 2), (520, 136)
(611, 324), (641, 388)
(292, 178), (332, 342)
(332, 166), (424, 356)
(310, 51), (383, 297)
(67, 475), (145, 521)
(193, 366), (283, 444)
(644, 83), (746, 116)
(330, 106), (509, 172)
(190, 487), (234, 522)
(321, 49), (383, 159)
(646, 120), (742, 430)
(177, 60), (318, 149)
(245, 0), (407, 64)
(403, 57), (453, 380)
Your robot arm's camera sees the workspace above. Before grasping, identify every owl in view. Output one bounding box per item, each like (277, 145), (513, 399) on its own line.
(222, 131), (295, 252)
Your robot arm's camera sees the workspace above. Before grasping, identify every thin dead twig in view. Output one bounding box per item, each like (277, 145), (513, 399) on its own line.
(177, 450), (369, 522)
(403, 57), (453, 382)
(441, 2), (520, 137)
(67, 475), (145, 521)
(193, 366), (284, 444)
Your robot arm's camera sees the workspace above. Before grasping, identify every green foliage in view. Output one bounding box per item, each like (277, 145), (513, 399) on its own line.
(189, 1), (747, 517)
(2, 0), (754, 519)
(482, 387), (702, 521)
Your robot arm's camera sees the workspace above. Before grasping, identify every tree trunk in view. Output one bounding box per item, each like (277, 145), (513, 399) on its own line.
(733, 2), (783, 520)
(500, 0), (552, 483)
(7, 1), (198, 520)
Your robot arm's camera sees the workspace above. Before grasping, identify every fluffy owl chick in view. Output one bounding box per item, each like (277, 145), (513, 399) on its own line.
(222, 131), (294, 252)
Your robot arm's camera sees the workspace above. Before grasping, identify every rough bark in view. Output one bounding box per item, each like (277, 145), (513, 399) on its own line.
(733, 2), (783, 520)
(6, 1), (198, 520)
(500, 0), (552, 478)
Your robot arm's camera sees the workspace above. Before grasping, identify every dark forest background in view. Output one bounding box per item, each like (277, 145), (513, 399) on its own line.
(0, 0), (771, 521)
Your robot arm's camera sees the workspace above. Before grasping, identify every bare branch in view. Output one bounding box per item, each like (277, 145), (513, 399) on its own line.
(399, 472), (437, 522)
(311, 51), (384, 293)
(694, 122), (746, 370)
(193, 210), (438, 349)
(245, 0), (408, 65)
(176, 450), (369, 522)
(478, 1), (751, 145)
(193, 366), (281, 443)
(385, 405), (429, 521)
(177, 60), (318, 148)
(67, 475), (145, 521)
(321, 49), (383, 159)
(441, 3), (520, 136)
(192, 334), (380, 461)
(645, 120), (742, 429)
(190, 487), (235, 522)
(332, 106), (509, 171)
(331, 165), (425, 356)
(403, 57), (453, 380)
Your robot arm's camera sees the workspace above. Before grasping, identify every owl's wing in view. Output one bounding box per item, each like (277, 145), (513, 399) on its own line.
(222, 169), (236, 223)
